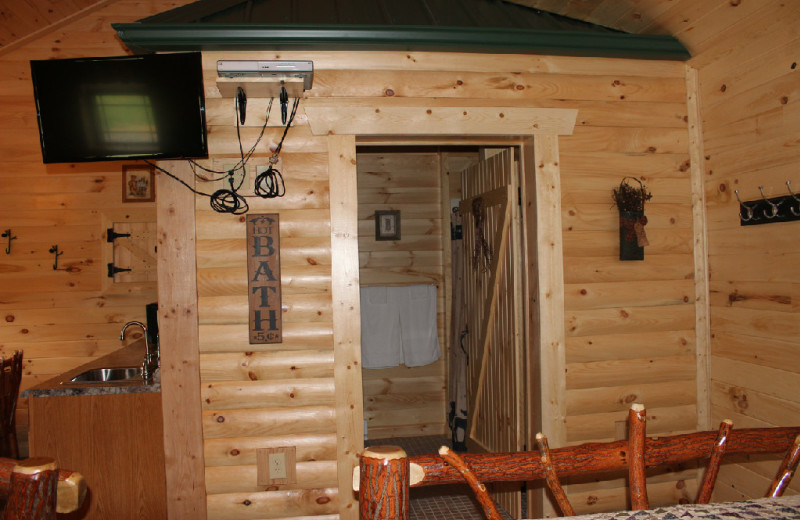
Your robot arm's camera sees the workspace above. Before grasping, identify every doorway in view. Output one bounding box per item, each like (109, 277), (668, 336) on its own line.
(355, 144), (529, 518)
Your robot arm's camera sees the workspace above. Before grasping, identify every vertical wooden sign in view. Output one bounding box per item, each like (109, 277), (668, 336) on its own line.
(247, 213), (282, 343)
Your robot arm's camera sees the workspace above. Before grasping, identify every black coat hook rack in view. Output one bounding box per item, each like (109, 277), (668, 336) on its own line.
(49, 245), (63, 270)
(736, 181), (800, 226)
(1, 229), (15, 254)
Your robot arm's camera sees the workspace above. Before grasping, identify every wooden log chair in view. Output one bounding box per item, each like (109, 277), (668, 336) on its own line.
(355, 403), (800, 520)
(0, 352), (23, 459)
(0, 456), (85, 520)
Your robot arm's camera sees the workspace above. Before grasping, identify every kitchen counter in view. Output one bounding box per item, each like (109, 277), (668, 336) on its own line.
(22, 339), (160, 398)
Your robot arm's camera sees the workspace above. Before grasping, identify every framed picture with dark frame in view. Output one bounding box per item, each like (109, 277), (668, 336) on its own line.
(122, 164), (156, 203)
(375, 210), (401, 241)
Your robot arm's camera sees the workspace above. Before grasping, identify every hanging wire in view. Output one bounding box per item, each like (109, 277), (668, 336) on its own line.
(254, 97), (299, 199)
(147, 93), (300, 213)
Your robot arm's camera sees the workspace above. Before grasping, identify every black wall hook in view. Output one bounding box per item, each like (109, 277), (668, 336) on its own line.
(49, 245), (63, 270)
(1, 229), (15, 254)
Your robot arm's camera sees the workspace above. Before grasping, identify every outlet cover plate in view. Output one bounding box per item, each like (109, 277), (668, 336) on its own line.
(257, 446), (296, 486)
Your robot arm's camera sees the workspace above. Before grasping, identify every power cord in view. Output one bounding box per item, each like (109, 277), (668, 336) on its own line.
(148, 94), (299, 213)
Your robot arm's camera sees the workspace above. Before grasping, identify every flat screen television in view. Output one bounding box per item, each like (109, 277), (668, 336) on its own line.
(30, 52), (208, 163)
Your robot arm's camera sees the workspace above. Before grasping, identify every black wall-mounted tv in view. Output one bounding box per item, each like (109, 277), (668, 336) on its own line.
(30, 52), (208, 164)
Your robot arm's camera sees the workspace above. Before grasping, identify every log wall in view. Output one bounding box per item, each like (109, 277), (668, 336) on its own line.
(0, 0), (196, 459)
(357, 152), (447, 440)
(12, 0), (800, 517)
(197, 49), (696, 519)
(524, 0), (800, 502)
(693, 1), (800, 502)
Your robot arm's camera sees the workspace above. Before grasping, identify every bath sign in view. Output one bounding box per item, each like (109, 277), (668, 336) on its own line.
(247, 213), (282, 343)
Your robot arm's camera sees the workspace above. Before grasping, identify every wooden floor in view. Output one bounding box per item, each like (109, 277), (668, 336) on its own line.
(365, 435), (515, 520)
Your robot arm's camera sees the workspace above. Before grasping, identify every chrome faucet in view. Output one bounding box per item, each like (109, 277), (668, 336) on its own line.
(120, 321), (159, 383)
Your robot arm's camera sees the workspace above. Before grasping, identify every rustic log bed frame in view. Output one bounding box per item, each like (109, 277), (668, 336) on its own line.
(356, 404), (800, 520)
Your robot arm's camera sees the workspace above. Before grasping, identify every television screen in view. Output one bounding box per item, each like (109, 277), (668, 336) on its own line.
(30, 52), (208, 163)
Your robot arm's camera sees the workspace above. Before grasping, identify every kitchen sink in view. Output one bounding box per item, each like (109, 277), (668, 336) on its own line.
(67, 367), (143, 384)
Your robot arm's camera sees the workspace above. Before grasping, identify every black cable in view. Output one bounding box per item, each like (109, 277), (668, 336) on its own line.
(189, 98), (274, 186)
(254, 165), (285, 198)
(148, 96), (299, 211)
(253, 97), (299, 199)
(210, 188), (249, 215)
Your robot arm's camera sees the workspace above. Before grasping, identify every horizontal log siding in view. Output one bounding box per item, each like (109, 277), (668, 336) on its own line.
(697, 0), (800, 501)
(558, 64), (696, 514)
(357, 152), (447, 440)
(201, 49), (695, 518)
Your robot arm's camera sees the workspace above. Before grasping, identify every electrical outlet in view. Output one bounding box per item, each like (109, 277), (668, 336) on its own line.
(257, 446), (296, 485)
(269, 452), (287, 479)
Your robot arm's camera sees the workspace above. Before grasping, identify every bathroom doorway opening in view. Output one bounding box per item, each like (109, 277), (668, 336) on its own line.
(355, 143), (531, 518)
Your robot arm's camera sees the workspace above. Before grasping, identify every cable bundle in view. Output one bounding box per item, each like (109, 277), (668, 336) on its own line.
(147, 91), (300, 214)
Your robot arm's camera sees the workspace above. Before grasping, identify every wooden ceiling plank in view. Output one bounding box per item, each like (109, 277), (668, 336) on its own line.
(562, 0), (603, 23)
(584, 0), (636, 30)
(689, 0), (800, 70)
(609, 1), (679, 34)
(0, 2), (41, 44)
(637, 0), (720, 36)
(0, 0), (115, 57)
(680, 0), (791, 58)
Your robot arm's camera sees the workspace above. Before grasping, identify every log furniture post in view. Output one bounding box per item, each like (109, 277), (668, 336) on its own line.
(0, 457), (85, 518)
(438, 446), (503, 520)
(696, 419), (733, 504)
(0, 351), (23, 460)
(768, 434), (800, 498)
(535, 432), (574, 516)
(3, 458), (58, 520)
(358, 446), (410, 520)
(628, 403), (649, 510)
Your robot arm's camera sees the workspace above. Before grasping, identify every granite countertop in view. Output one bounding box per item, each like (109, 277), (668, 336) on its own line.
(23, 338), (161, 398)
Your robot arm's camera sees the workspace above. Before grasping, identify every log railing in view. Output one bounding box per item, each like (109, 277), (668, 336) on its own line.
(355, 404), (800, 520)
(400, 427), (799, 486)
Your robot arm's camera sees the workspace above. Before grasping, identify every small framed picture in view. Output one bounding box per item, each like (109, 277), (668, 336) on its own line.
(375, 210), (401, 241)
(122, 164), (155, 203)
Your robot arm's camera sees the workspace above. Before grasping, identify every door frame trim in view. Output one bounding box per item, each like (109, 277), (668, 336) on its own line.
(309, 101), (574, 519)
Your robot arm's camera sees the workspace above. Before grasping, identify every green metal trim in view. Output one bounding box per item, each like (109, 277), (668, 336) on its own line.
(112, 23), (690, 61)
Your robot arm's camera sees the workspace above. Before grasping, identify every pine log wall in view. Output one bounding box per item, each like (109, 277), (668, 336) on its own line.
(0, 0), (196, 459)
(195, 49), (696, 518)
(693, 2), (800, 503)
(524, 0), (800, 503)
(2, 1), (798, 519)
(356, 152), (448, 440)
(556, 64), (699, 513)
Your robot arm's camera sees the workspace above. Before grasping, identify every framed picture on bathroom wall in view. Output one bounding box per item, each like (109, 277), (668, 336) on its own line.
(375, 210), (401, 241)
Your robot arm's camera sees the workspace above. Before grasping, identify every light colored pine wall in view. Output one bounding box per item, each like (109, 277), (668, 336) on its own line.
(522, 0), (800, 506)
(357, 151), (447, 440)
(0, 0), (196, 459)
(198, 49), (696, 518)
(5, 1), (799, 517)
(557, 60), (698, 513)
(693, 1), (800, 503)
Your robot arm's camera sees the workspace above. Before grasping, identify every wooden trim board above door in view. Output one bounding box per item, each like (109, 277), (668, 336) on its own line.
(304, 99), (577, 136)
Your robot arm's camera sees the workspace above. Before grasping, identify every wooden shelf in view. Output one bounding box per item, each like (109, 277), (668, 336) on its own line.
(216, 76), (305, 98)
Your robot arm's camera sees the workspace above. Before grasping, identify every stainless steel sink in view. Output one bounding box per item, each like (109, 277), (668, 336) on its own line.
(67, 367), (143, 384)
